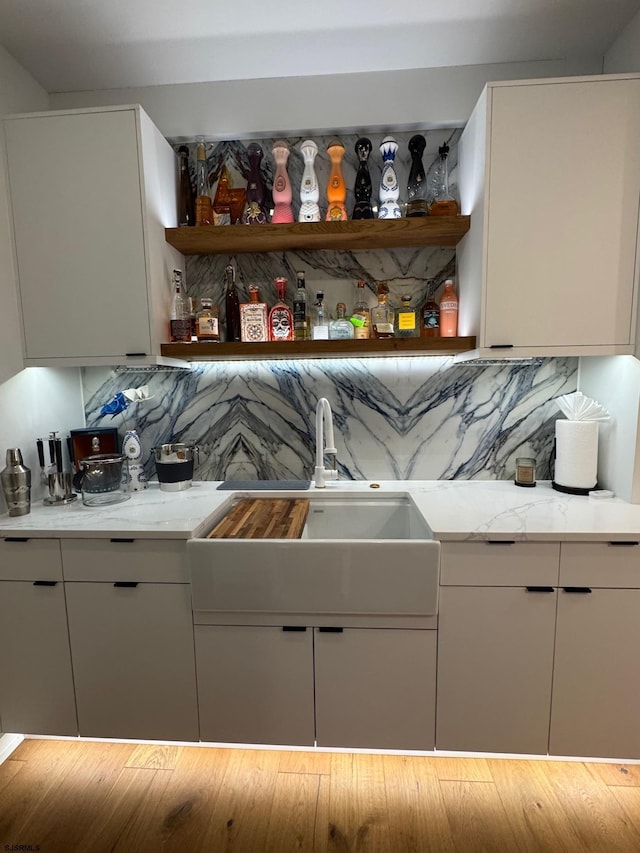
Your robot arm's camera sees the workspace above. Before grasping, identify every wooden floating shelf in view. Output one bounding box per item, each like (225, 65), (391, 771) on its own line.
(165, 216), (470, 255)
(161, 337), (476, 361)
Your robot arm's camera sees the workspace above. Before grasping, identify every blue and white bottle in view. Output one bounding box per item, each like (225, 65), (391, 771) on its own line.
(378, 136), (402, 219)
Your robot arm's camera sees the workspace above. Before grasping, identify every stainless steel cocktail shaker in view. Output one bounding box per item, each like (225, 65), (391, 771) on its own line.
(1, 448), (31, 516)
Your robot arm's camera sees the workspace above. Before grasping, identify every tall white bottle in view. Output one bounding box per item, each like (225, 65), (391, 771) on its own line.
(298, 140), (321, 222)
(378, 136), (402, 219)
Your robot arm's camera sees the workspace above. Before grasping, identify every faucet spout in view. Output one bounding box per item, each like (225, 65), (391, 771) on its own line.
(314, 397), (338, 488)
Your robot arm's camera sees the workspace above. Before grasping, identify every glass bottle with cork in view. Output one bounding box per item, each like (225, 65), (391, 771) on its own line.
(240, 285), (269, 342)
(224, 264), (241, 342)
(395, 294), (419, 338)
(439, 279), (459, 337)
(196, 297), (220, 342)
(169, 269), (191, 342)
(268, 278), (294, 341)
(421, 280), (440, 338)
(370, 282), (394, 339)
(194, 136), (213, 226)
(350, 280), (371, 339)
(429, 142), (460, 216)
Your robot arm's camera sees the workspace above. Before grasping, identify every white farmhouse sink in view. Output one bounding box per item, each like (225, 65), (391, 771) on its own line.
(188, 496), (439, 618)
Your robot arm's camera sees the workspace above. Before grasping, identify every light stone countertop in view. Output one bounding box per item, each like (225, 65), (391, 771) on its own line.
(1, 479), (640, 541)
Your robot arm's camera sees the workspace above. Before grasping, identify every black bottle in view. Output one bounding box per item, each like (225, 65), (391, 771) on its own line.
(224, 264), (241, 342)
(177, 145), (195, 227)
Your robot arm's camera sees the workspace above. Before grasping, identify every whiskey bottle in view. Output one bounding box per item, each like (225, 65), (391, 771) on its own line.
(269, 278), (294, 341)
(177, 146), (194, 227)
(196, 297), (220, 342)
(350, 280), (371, 340)
(240, 285), (269, 342)
(370, 282), (394, 339)
(329, 303), (355, 340)
(395, 294), (419, 338)
(311, 292), (329, 340)
(169, 270), (191, 342)
(194, 136), (213, 226)
(224, 264), (241, 342)
(420, 281), (440, 338)
(439, 279), (459, 337)
(293, 271), (309, 341)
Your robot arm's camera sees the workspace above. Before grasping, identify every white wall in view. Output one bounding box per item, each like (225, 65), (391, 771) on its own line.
(604, 9), (640, 72)
(0, 45), (85, 512)
(49, 58), (602, 139)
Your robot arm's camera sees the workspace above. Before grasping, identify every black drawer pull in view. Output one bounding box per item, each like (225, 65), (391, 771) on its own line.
(562, 587), (592, 594)
(110, 538), (135, 543)
(609, 541), (640, 546)
(318, 627), (344, 633)
(282, 626), (307, 632)
(487, 540), (515, 545)
(526, 586), (555, 593)
(113, 581), (139, 588)
(489, 344), (514, 349)
(125, 352), (148, 357)
(4, 537), (29, 542)
(33, 580), (58, 587)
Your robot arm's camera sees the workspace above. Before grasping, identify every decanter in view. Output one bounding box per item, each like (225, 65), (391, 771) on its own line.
(352, 137), (374, 220)
(406, 134), (428, 217)
(325, 139), (348, 221)
(298, 140), (321, 222)
(271, 140), (294, 223)
(429, 142), (460, 216)
(378, 137), (402, 219)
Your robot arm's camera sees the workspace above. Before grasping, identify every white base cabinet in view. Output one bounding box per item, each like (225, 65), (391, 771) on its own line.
(195, 625), (436, 750)
(65, 581), (198, 741)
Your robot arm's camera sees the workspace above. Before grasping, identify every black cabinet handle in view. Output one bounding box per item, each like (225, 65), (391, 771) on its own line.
(318, 627), (344, 633)
(562, 587), (592, 594)
(489, 344), (514, 349)
(113, 581), (139, 588)
(125, 352), (148, 357)
(282, 626), (307, 632)
(33, 580), (58, 586)
(526, 586), (555, 593)
(487, 540), (515, 545)
(4, 537), (29, 542)
(609, 541), (640, 546)
(110, 538), (135, 543)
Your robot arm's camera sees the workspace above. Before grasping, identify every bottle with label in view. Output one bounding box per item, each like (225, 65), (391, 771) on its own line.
(350, 280), (371, 339)
(224, 264), (241, 342)
(196, 297), (220, 342)
(240, 285), (269, 342)
(395, 294), (419, 338)
(169, 270), (191, 342)
(177, 145), (194, 227)
(293, 270), (309, 341)
(269, 277), (294, 341)
(329, 303), (355, 340)
(311, 292), (329, 340)
(429, 142), (460, 217)
(370, 282), (394, 339)
(420, 281), (440, 338)
(439, 279), (459, 337)
(194, 136), (213, 226)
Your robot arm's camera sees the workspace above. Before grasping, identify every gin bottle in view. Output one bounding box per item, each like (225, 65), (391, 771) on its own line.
(293, 270), (309, 341)
(311, 291), (329, 340)
(268, 277), (294, 341)
(370, 282), (394, 339)
(395, 294), (419, 338)
(329, 303), (355, 340)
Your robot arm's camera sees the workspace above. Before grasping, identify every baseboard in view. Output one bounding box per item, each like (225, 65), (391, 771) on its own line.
(0, 733), (24, 764)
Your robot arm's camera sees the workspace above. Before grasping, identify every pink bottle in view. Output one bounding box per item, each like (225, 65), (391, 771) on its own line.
(439, 280), (459, 337)
(271, 140), (294, 223)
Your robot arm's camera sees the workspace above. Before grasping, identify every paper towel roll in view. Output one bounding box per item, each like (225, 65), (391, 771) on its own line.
(554, 419), (599, 490)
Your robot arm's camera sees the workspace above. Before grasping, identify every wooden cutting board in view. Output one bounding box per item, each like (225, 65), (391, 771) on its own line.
(207, 498), (310, 539)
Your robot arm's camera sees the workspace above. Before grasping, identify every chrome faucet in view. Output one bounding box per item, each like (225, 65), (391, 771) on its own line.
(314, 397), (338, 488)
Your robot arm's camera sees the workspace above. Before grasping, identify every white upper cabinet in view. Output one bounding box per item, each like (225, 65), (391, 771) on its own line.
(457, 74), (640, 357)
(2, 105), (184, 366)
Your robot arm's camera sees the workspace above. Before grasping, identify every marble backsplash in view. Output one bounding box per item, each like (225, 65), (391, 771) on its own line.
(83, 357), (578, 483)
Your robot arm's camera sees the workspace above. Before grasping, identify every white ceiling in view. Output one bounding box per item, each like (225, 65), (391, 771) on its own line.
(0, 0), (638, 93)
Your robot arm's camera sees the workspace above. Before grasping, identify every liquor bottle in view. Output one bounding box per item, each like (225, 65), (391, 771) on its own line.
(194, 136), (213, 226)
(439, 279), (459, 337)
(311, 292), (329, 340)
(325, 139), (348, 221)
(188, 295), (197, 341)
(169, 270), (191, 342)
(271, 141), (294, 223)
(370, 282), (394, 338)
(350, 280), (371, 340)
(268, 277), (294, 341)
(177, 145), (195, 227)
(196, 297), (220, 342)
(240, 285), (269, 342)
(406, 134), (428, 217)
(378, 137), (402, 219)
(213, 165), (246, 225)
(298, 140), (321, 222)
(329, 303), (355, 340)
(352, 138), (374, 220)
(395, 294), (419, 338)
(224, 264), (241, 342)
(429, 142), (460, 216)
(293, 270), (309, 341)
(242, 142), (268, 224)
(420, 281), (440, 338)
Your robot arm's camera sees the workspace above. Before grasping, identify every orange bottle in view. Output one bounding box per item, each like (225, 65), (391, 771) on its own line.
(439, 280), (459, 337)
(325, 140), (348, 221)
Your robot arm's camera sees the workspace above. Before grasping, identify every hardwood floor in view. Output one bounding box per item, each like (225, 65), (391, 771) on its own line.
(1, 739), (640, 852)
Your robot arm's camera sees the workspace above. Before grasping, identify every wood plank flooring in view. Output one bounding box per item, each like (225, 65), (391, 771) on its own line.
(1, 739), (640, 852)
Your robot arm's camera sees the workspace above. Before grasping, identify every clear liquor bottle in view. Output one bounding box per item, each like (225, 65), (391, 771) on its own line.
(293, 270), (309, 341)
(196, 297), (220, 342)
(395, 294), (419, 338)
(429, 142), (460, 217)
(268, 277), (294, 341)
(240, 285), (269, 342)
(370, 282), (394, 339)
(169, 270), (191, 342)
(311, 291), (329, 340)
(194, 136), (213, 226)
(224, 264), (241, 342)
(350, 280), (371, 340)
(329, 303), (355, 340)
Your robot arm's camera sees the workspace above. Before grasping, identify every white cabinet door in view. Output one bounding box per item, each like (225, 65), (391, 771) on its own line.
(314, 627), (436, 750)
(65, 581), (198, 741)
(194, 625), (315, 746)
(459, 75), (640, 356)
(0, 580), (77, 735)
(437, 585), (557, 754)
(550, 588), (640, 759)
(3, 106), (183, 365)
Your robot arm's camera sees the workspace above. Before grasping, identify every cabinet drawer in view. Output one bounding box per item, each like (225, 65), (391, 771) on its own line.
(440, 541), (560, 586)
(61, 538), (188, 582)
(560, 542), (640, 588)
(0, 537), (62, 581)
